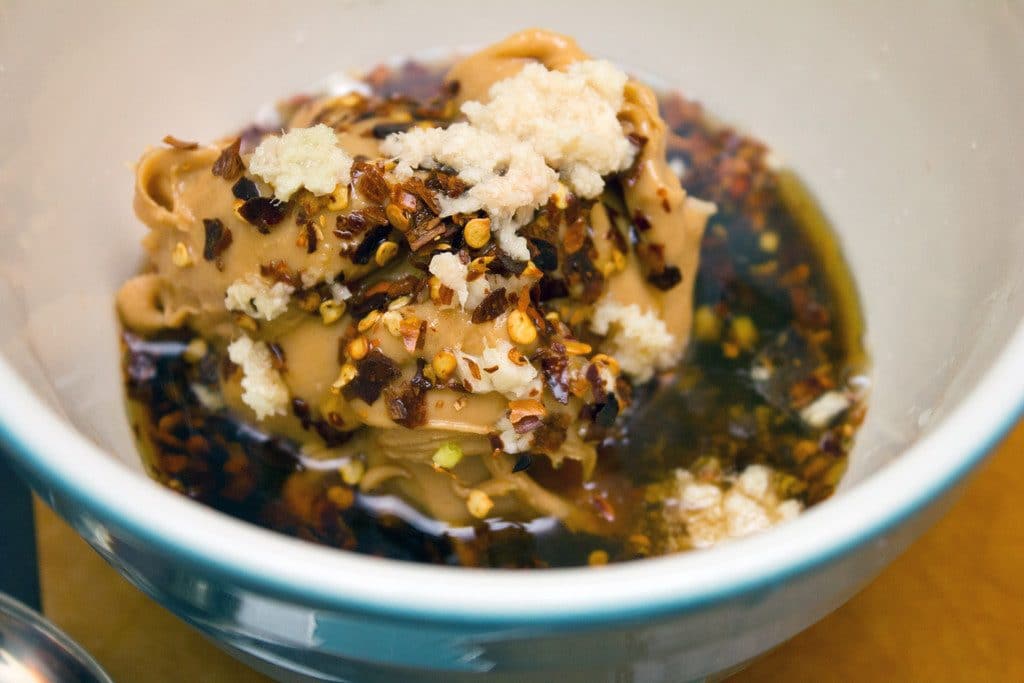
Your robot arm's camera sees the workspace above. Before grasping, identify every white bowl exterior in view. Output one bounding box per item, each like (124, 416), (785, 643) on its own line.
(1, 1), (1023, 680)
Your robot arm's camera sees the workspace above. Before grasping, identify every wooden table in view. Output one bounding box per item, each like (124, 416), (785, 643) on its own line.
(37, 422), (1024, 682)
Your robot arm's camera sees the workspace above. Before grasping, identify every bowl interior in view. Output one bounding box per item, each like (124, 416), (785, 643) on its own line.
(1, 2), (1022, 508)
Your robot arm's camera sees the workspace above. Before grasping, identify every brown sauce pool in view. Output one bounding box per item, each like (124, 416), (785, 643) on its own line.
(122, 61), (867, 568)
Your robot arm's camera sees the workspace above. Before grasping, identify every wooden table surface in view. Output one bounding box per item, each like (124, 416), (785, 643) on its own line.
(36, 422), (1024, 682)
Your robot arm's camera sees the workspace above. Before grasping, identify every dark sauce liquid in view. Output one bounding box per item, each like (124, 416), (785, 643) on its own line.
(123, 63), (867, 568)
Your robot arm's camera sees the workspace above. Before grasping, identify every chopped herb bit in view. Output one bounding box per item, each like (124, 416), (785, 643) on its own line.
(431, 441), (464, 469)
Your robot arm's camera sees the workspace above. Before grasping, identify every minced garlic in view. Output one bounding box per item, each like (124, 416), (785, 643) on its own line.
(666, 465), (802, 549)
(462, 60), (635, 198)
(590, 298), (678, 381)
(224, 274), (294, 321)
(427, 252), (470, 308)
(494, 415), (533, 454)
(226, 336), (289, 420)
(456, 340), (542, 400)
(382, 60), (637, 262)
(248, 124), (353, 201)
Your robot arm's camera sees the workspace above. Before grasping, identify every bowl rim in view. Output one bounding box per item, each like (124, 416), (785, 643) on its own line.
(1, 319), (1022, 625)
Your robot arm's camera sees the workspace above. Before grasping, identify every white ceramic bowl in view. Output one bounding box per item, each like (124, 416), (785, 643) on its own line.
(2, 2), (1023, 681)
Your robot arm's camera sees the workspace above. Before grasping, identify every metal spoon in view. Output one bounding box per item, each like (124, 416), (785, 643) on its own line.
(0, 592), (112, 683)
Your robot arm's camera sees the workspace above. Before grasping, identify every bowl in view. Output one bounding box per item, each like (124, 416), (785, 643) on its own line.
(2, 2), (1023, 681)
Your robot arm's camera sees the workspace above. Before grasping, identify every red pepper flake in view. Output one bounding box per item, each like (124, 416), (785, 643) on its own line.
(402, 176), (442, 214)
(633, 210), (652, 232)
(513, 415), (544, 434)
(657, 187), (672, 213)
(344, 348), (401, 405)
(239, 196), (288, 233)
(202, 218), (233, 263)
(349, 291), (389, 319)
(352, 161), (390, 204)
(211, 138), (244, 180)
(425, 171), (468, 199)
(593, 394), (620, 427)
(334, 215), (364, 238)
(636, 242), (666, 272)
(464, 358), (482, 381)
(487, 251), (528, 277)
(406, 216), (445, 251)
(534, 342), (570, 404)
(304, 224), (318, 254)
(436, 284), (454, 307)
(647, 265), (682, 291)
(780, 263), (812, 286)
(399, 316), (424, 353)
(352, 224), (392, 265)
(488, 432), (504, 453)
(267, 342), (287, 372)
(536, 277), (569, 302)
(259, 260), (301, 288)
(564, 219), (586, 254)
(532, 417), (569, 453)
(162, 135), (198, 150)
(471, 287), (508, 324)
(508, 398), (546, 423)
(372, 121), (414, 138)
(528, 239), (558, 271)
(384, 359), (431, 428)
(314, 419), (353, 447)
(291, 398), (313, 429)
(563, 243), (605, 304)
(585, 363), (609, 403)
(386, 274), (422, 300)
(591, 492), (617, 523)
(231, 177), (260, 201)
(627, 133), (648, 150)
(390, 186), (420, 213)
(511, 453), (533, 472)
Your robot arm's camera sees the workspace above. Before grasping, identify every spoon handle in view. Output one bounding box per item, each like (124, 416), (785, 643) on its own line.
(0, 450), (40, 610)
